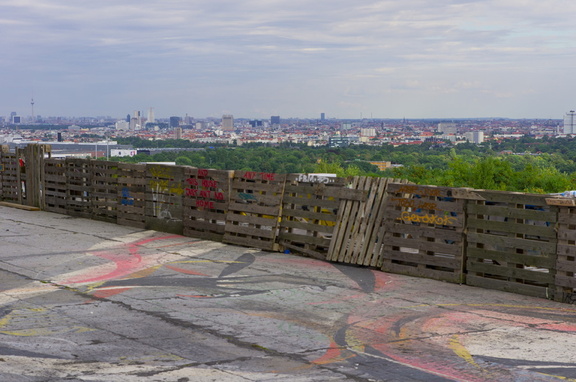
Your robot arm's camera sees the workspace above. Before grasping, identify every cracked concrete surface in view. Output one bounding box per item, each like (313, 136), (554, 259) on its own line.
(1, 206), (576, 381)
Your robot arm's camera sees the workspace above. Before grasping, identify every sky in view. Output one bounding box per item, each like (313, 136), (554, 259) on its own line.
(2, 0), (576, 120)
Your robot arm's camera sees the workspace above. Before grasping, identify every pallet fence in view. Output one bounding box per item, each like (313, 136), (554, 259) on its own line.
(43, 158), (67, 214)
(5, 145), (576, 304)
(466, 191), (558, 299)
(91, 160), (119, 223)
(0, 146), (20, 203)
(328, 177), (408, 267)
(223, 171), (287, 251)
(377, 183), (468, 283)
(183, 168), (232, 242)
(145, 164), (186, 234)
(279, 174), (355, 260)
(117, 163), (147, 229)
(545, 197), (576, 303)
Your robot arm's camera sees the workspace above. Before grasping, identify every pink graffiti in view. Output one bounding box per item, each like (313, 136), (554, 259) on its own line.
(63, 235), (182, 284)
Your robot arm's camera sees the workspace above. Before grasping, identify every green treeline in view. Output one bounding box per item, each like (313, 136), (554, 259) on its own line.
(113, 136), (576, 193)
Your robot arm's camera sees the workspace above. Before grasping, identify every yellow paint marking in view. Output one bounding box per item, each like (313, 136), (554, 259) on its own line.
(168, 260), (245, 264)
(535, 373), (576, 381)
(449, 334), (481, 369)
(404, 303), (576, 313)
(121, 265), (162, 279)
(0, 326), (96, 337)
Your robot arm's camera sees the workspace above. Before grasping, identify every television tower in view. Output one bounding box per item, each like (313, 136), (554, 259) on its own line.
(30, 98), (35, 122)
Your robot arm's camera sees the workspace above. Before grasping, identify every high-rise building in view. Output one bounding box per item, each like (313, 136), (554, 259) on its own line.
(222, 114), (234, 131)
(438, 122), (457, 135)
(175, 127), (182, 139)
(464, 131), (485, 144)
(130, 110), (141, 130)
(147, 108), (155, 124)
(321, 113), (325, 121)
(170, 116), (180, 128)
(271, 116), (280, 125)
(564, 111), (576, 135)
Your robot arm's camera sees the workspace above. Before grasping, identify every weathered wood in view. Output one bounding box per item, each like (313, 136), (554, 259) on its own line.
(466, 274), (550, 299)
(379, 183), (467, 284)
(43, 158), (67, 214)
(116, 162), (147, 228)
(145, 164), (185, 235)
(182, 168), (232, 242)
(277, 174), (348, 259)
(65, 158), (92, 218)
(90, 161), (119, 223)
(466, 194), (558, 299)
(0, 151), (20, 203)
(0, 201), (41, 211)
(224, 171), (286, 251)
(546, 197), (576, 206)
(554, 207), (576, 302)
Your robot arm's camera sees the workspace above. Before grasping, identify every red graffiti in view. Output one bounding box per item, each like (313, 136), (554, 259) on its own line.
(63, 235), (182, 284)
(186, 178), (198, 186)
(185, 188), (198, 197)
(202, 179), (218, 188)
(196, 200), (215, 209)
(198, 169), (209, 177)
(260, 172), (275, 181)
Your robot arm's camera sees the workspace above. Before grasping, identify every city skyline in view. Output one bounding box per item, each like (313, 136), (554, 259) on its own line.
(2, 1), (576, 120)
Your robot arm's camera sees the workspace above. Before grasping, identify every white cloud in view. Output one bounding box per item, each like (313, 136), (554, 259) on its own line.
(0, 0), (575, 118)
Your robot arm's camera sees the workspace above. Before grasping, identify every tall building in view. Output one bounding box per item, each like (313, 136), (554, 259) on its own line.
(169, 116), (181, 128)
(271, 115), (280, 125)
(321, 113), (325, 121)
(175, 127), (182, 139)
(222, 114), (234, 131)
(438, 122), (457, 135)
(130, 110), (141, 130)
(464, 131), (484, 144)
(147, 108), (155, 124)
(564, 110), (576, 135)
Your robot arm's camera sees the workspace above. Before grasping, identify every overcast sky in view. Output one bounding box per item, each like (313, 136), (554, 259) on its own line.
(2, 0), (575, 120)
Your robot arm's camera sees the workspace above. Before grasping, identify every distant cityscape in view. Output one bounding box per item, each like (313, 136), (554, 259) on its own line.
(1, 106), (575, 159)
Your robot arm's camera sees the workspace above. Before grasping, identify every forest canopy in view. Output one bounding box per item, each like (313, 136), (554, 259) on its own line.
(112, 136), (576, 194)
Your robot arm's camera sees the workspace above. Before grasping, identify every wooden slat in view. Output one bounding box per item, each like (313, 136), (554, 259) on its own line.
(182, 168), (232, 242)
(466, 194), (558, 299)
(278, 174), (349, 259)
(145, 164), (185, 235)
(223, 171), (286, 251)
(116, 162), (146, 229)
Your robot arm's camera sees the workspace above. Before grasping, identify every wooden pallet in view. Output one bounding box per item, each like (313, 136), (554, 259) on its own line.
(145, 164), (185, 235)
(327, 177), (406, 266)
(65, 158), (92, 218)
(466, 191), (558, 298)
(279, 174), (354, 260)
(90, 161), (119, 223)
(43, 158), (67, 214)
(116, 163), (147, 229)
(182, 168), (232, 242)
(223, 171), (286, 251)
(0, 151), (20, 203)
(378, 183), (468, 283)
(554, 207), (576, 303)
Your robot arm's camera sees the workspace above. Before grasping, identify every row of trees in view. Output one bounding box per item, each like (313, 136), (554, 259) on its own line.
(112, 137), (576, 193)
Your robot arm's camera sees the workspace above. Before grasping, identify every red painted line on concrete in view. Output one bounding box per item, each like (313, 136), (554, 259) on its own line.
(63, 235), (183, 284)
